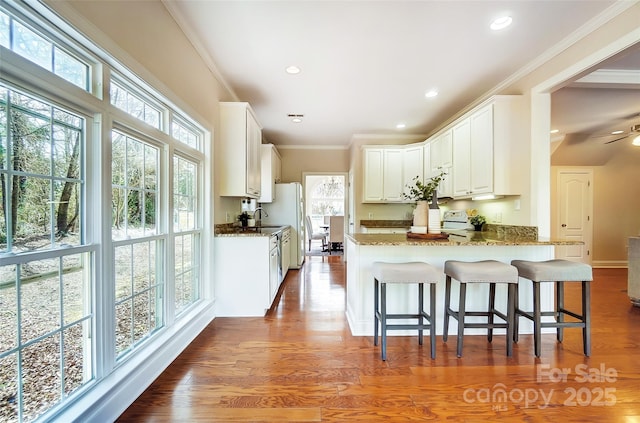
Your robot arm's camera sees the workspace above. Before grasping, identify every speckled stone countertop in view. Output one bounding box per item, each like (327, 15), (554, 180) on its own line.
(360, 219), (412, 228)
(215, 223), (290, 237)
(345, 230), (582, 246)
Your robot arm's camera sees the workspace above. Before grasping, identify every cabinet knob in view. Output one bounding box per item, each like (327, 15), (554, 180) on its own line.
(561, 224), (567, 227)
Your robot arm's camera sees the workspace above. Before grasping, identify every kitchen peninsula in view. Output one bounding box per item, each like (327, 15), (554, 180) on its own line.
(344, 228), (583, 337)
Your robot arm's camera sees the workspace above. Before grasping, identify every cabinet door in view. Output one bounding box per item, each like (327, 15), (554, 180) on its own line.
(363, 148), (384, 202)
(382, 149), (404, 202)
(452, 119), (471, 197)
(430, 129), (452, 172)
(273, 152), (282, 183)
(403, 145), (423, 202)
(269, 246), (279, 303)
(282, 233), (291, 275)
(469, 105), (493, 194)
(430, 130), (453, 198)
(259, 145), (281, 203)
(245, 110), (261, 197)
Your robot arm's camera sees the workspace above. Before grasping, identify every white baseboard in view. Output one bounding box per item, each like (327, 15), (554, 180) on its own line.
(592, 260), (628, 268)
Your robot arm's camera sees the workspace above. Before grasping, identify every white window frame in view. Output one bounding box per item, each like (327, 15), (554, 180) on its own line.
(0, 1), (210, 421)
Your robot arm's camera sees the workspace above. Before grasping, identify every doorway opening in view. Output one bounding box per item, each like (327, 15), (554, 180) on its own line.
(303, 173), (347, 254)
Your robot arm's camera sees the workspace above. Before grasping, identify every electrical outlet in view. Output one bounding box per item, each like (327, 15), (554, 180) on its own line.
(368, 213), (374, 219)
(495, 212), (502, 223)
(226, 212), (230, 222)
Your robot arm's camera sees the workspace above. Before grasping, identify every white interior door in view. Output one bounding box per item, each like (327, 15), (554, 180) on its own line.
(555, 169), (593, 264)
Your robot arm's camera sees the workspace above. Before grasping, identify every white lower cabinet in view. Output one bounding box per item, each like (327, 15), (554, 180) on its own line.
(281, 228), (291, 278)
(214, 234), (281, 316)
(269, 237), (279, 305)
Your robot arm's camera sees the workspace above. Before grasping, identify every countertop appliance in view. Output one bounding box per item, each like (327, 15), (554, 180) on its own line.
(260, 183), (305, 269)
(442, 210), (473, 230)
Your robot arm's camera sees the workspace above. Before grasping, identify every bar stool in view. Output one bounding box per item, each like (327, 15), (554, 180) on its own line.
(443, 260), (518, 357)
(511, 259), (593, 357)
(372, 261), (441, 360)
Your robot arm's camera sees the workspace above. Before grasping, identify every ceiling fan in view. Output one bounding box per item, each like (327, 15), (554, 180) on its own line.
(603, 124), (640, 144)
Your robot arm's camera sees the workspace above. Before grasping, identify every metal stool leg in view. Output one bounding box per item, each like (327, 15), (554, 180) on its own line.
(430, 283), (436, 359)
(583, 281), (591, 356)
(443, 276), (452, 342)
(418, 283), (424, 346)
(381, 282), (387, 360)
(457, 282), (467, 358)
(374, 278), (379, 346)
(488, 282), (496, 342)
(506, 283), (515, 357)
(513, 281), (520, 343)
(533, 281), (542, 357)
(557, 281), (565, 343)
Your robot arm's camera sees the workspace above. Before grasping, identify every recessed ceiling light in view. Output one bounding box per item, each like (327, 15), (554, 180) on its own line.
(633, 135), (640, 146)
(288, 113), (304, 123)
(396, 123), (406, 130)
(425, 89), (438, 98)
(611, 130), (624, 135)
(285, 65), (301, 74)
(490, 16), (512, 30)
(550, 129), (559, 134)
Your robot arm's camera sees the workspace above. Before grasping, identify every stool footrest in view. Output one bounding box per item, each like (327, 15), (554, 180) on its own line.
(375, 312), (432, 323)
(558, 308), (584, 320)
(540, 321), (586, 329)
(380, 312), (430, 319)
(447, 310), (508, 321)
(516, 309), (585, 321)
(460, 322), (509, 329)
(386, 323), (433, 330)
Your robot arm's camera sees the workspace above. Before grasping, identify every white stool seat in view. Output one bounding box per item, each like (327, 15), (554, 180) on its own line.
(372, 262), (440, 284)
(444, 260), (518, 284)
(511, 259), (592, 282)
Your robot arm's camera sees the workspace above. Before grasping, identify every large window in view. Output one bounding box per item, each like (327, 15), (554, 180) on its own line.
(0, 10), (90, 90)
(173, 156), (200, 314)
(0, 2), (206, 421)
(0, 84), (93, 422)
(112, 131), (164, 357)
(110, 79), (162, 130)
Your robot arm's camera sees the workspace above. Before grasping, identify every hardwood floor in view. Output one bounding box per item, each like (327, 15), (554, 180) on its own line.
(118, 258), (640, 422)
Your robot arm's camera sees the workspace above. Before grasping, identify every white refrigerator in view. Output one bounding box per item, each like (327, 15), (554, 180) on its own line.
(260, 183), (305, 269)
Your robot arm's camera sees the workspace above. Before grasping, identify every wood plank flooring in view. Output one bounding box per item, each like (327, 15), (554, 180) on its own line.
(118, 258), (640, 422)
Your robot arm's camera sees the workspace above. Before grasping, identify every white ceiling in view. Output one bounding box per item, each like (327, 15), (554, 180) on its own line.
(165, 1), (639, 148)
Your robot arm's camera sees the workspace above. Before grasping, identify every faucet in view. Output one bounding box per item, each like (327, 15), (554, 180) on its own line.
(253, 207), (268, 219)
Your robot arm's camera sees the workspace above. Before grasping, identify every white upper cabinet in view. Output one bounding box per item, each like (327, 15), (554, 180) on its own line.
(429, 129), (453, 198)
(363, 148), (384, 202)
(430, 129), (453, 171)
(383, 149), (404, 202)
(449, 96), (524, 199)
(402, 144), (424, 201)
(468, 104), (494, 194)
(259, 144), (282, 203)
(452, 119), (472, 197)
(219, 102), (262, 198)
(363, 147), (404, 202)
